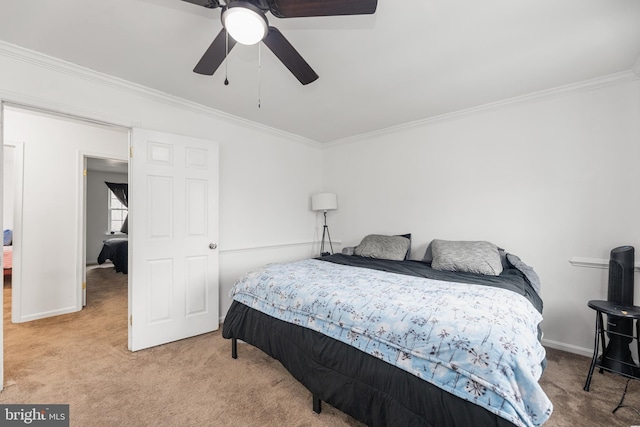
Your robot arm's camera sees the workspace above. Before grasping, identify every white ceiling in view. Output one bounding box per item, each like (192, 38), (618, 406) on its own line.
(0, 0), (639, 143)
(87, 158), (128, 175)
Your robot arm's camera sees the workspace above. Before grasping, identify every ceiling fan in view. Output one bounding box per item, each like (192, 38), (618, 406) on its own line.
(183, 0), (378, 85)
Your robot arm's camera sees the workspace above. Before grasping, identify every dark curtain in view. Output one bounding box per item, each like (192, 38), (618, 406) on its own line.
(105, 182), (128, 234)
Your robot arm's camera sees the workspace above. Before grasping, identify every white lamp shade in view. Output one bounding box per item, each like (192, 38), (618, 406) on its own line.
(312, 193), (337, 211)
(222, 4), (268, 45)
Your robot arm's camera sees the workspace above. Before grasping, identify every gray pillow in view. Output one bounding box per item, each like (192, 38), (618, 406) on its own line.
(423, 242), (508, 269)
(342, 246), (355, 255)
(354, 234), (411, 261)
(422, 242), (433, 262)
(430, 239), (503, 276)
(507, 253), (541, 294)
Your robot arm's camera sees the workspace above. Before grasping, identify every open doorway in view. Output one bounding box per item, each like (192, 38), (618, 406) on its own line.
(2, 104), (129, 323)
(84, 157), (129, 306)
(2, 103), (219, 360)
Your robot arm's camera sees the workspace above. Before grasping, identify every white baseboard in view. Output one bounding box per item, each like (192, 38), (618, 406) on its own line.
(542, 337), (592, 358)
(14, 306), (79, 323)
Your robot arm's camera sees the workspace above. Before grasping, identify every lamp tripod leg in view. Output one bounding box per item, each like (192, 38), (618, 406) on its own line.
(319, 211), (334, 257)
(326, 225), (333, 254)
(320, 225), (327, 256)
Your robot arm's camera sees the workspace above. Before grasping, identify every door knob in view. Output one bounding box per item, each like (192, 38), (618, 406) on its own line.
(209, 243), (218, 250)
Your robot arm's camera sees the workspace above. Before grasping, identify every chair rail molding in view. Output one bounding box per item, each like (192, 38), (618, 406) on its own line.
(219, 240), (342, 255)
(569, 256), (640, 272)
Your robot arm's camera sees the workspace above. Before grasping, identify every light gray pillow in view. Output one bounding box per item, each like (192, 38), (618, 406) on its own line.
(354, 234), (411, 261)
(423, 241), (508, 268)
(430, 239), (503, 276)
(342, 246), (355, 255)
(507, 253), (541, 294)
(422, 242), (433, 262)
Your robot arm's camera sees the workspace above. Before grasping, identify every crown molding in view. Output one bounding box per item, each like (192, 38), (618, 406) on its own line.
(0, 41), (321, 149)
(326, 70), (640, 148)
(2, 40), (636, 150)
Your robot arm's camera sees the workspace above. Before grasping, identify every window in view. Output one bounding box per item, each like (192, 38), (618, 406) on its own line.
(108, 190), (128, 233)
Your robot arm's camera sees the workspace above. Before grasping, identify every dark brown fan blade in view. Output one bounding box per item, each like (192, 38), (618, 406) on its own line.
(182, 0), (221, 8)
(269, 0), (377, 18)
(262, 27), (318, 85)
(193, 29), (237, 75)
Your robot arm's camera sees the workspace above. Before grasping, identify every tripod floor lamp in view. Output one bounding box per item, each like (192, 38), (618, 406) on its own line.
(311, 193), (337, 256)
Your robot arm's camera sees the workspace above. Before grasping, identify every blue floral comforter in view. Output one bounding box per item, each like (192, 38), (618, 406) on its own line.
(230, 258), (552, 427)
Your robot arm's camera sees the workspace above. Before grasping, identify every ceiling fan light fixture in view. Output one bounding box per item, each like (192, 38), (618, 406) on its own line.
(221, 2), (268, 46)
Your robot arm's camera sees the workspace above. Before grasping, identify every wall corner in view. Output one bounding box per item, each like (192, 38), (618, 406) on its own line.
(633, 52), (640, 77)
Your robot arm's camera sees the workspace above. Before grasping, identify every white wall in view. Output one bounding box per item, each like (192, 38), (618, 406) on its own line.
(86, 170), (128, 264)
(323, 77), (640, 355)
(3, 108), (129, 321)
(0, 42), (324, 321)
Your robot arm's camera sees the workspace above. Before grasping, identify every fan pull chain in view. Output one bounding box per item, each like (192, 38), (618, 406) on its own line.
(224, 30), (229, 86)
(258, 43), (262, 108)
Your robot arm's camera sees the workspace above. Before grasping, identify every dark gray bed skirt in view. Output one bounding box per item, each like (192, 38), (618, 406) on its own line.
(222, 301), (515, 427)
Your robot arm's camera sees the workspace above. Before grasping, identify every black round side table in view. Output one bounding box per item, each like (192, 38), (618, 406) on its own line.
(584, 300), (640, 413)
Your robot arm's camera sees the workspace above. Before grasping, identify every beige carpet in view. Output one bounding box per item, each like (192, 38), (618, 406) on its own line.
(1, 267), (640, 426)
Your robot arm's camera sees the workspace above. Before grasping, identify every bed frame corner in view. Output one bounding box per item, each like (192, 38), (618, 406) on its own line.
(313, 395), (322, 414)
(231, 337), (237, 359)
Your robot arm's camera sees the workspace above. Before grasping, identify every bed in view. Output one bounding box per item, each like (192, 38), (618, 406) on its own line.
(97, 237), (128, 274)
(222, 236), (552, 427)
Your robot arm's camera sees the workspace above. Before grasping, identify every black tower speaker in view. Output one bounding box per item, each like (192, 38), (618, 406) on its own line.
(602, 245), (640, 377)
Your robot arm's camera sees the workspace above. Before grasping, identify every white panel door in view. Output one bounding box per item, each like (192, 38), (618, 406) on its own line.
(129, 128), (219, 351)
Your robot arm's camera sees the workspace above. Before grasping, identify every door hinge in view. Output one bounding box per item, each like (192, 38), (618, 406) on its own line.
(130, 315), (133, 326)
(129, 147), (134, 158)
(82, 282), (86, 289)
(83, 169), (87, 177)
